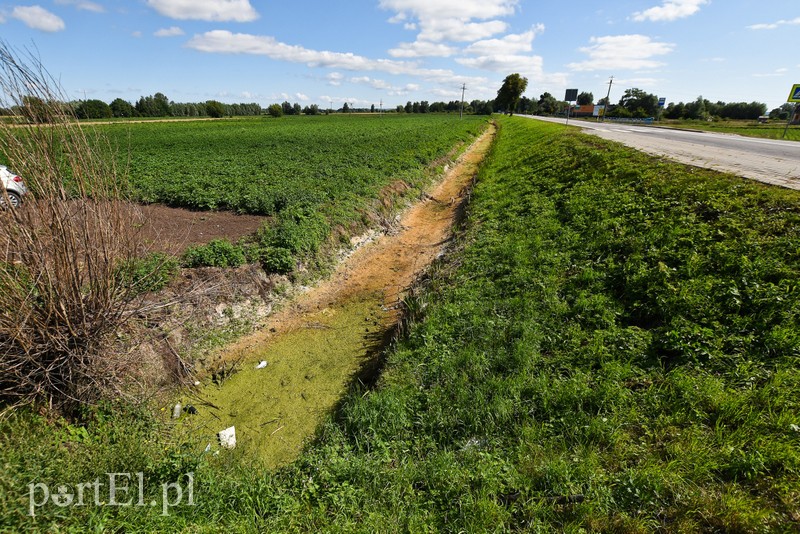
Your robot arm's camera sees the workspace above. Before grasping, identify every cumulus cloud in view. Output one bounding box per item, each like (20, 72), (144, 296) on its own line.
(380, 0), (518, 21)
(326, 72), (344, 86)
(54, 0), (104, 12)
(632, 0), (708, 22)
(567, 34), (675, 71)
(147, 0), (258, 22)
(186, 30), (482, 86)
(381, 0), (516, 47)
(747, 17), (800, 30)
(464, 25), (543, 56)
(11, 6), (65, 32)
(155, 26), (185, 37)
(388, 41), (457, 58)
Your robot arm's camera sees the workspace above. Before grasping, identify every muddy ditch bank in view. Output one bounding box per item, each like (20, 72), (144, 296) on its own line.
(172, 124), (497, 466)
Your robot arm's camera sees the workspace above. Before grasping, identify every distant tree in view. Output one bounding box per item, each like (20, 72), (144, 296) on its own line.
(396, 104), (405, 113)
(135, 93), (171, 117)
(267, 103), (283, 117)
(303, 104), (320, 115)
(405, 101), (413, 113)
(19, 95), (49, 123)
(577, 91), (594, 106)
(293, 103), (302, 115)
(412, 101), (420, 113)
(537, 92), (558, 115)
(342, 102), (350, 113)
(75, 99), (112, 120)
(370, 104), (375, 113)
(495, 73), (528, 115)
(110, 98), (135, 118)
(205, 100), (225, 118)
(618, 88), (658, 117)
(419, 101), (429, 113)
(770, 103), (795, 120)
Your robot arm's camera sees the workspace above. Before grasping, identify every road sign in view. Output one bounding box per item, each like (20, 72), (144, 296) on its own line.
(788, 84), (800, 103)
(658, 97), (666, 107)
(565, 89), (578, 102)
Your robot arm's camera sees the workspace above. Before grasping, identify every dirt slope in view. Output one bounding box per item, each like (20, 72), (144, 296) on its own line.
(181, 123), (496, 465)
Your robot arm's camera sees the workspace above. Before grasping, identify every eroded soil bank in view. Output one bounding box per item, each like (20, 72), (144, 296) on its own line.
(179, 124), (496, 466)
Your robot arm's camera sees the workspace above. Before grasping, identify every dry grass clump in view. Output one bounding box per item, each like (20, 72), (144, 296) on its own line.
(0, 43), (153, 413)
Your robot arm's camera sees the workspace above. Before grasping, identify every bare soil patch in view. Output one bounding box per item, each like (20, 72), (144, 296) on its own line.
(137, 205), (265, 255)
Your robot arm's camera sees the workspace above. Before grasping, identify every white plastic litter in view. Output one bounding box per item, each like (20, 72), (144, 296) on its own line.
(256, 360), (268, 369)
(172, 403), (182, 419)
(218, 426), (236, 449)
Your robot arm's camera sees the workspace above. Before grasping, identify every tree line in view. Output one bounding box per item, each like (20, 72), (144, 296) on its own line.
(494, 84), (770, 122)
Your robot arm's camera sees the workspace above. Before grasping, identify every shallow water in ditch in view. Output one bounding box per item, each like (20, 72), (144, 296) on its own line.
(177, 124), (495, 467)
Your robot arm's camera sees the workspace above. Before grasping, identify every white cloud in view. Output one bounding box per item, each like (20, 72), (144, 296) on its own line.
(389, 41), (457, 58)
(567, 35), (675, 71)
(326, 72), (344, 86)
(753, 68), (789, 78)
(632, 0), (708, 22)
(295, 92), (309, 101)
(186, 30), (481, 85)
(747, 17), (800, 30)
(379, 0), (518, 21)
(147, 0), (258, 22)
(417, 18), (508, 43)
(155, 26), (185, 37)
(11, 6), (65, 32)
(54, 0), (104, 12)
(464, 25), (543, 56)
(347, 76), (419, 95)
(381, 0), (516, 48)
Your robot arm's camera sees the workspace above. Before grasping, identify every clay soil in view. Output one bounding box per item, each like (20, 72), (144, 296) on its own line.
(137, 205), (265, 255)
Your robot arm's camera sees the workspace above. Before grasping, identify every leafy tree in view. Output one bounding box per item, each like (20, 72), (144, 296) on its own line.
(618, 88), (658, 117)
(293, 103), (302, 115)
(770, 103), (795, 120)
(370, 104), (375, 113)
(495, 73), (528, 115)
(135, 93), (171, 117)
(404, 101), (413, 113)
(342, 102), (350, 113)
(303, 104), (320, 115)
(537, 92), (558, 115)
(110, 98), (135, 118)
(267, 103), (283, 117)
(577, 91), (594, 106)
(205, 100), (225, 118)
(75, 99), (112, 120)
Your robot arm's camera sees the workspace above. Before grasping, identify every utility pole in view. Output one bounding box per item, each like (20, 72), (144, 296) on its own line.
(601, 75), (613, 122)
(460, 83), (466, 120)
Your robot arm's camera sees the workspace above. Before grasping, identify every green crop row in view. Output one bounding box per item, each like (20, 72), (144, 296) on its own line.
(102, 114), (486, 216)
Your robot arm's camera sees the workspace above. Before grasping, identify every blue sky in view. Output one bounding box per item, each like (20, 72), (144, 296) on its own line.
(0, 0), (797, 111)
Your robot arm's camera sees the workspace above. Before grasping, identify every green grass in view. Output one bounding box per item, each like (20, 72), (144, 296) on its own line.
(3, 116), (800, 532)
(659, 119), (800, 141)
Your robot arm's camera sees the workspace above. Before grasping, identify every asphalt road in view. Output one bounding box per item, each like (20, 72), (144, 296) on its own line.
(522, 115), (800, 190)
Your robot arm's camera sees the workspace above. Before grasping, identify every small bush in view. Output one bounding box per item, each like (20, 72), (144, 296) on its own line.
(182, 239), (246, 268)
(259, 246), (295, 274)
(115, 252), (179, 294)
(257, 206), (330, 255)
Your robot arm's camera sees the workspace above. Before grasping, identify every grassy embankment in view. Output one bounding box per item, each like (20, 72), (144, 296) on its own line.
(2, 116), (799, 531)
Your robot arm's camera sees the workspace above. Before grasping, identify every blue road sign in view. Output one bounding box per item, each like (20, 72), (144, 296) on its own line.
(658, 97), (666, 107)
(789, 84), (800, 103)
